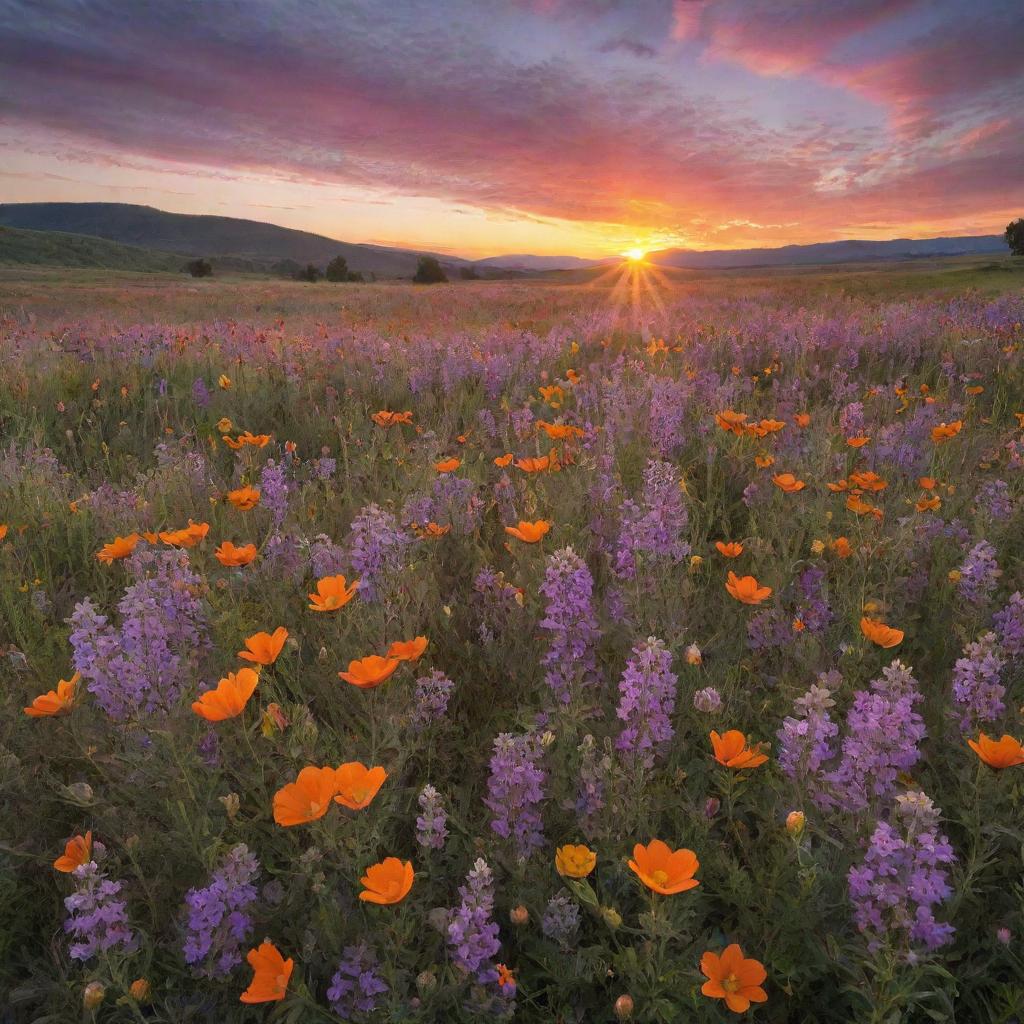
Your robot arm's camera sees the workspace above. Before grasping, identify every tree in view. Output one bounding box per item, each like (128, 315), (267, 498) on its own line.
(459, 265), (481, 280)
(186, 258), (213, 278)
(325, 255), (350, 282)
(1006, 219), (1024, 256)
(413, 256), (447, 284)
(295, 263), (321, 282)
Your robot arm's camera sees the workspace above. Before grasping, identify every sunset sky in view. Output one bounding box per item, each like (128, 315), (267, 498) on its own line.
(1, 0), (1021, 258)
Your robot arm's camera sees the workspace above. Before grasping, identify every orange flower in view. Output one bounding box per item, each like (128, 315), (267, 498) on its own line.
(715, 409), (748, 435)
(96, 533), (140, 563)
(192, 668), (260, 722)
(846, 436), (870, 448)
(555, 844), (596, 878)
(339, 655), (400, 689)
(931, 420), (963, 443)
(215, 541), (258, 566)
(537, 420), (583, 441)
(159, 520), (210, 547)
(420, 522), (450, 538)
(700, 943), (768, 1014)
(831, 536), (853, 558)
(493, 453), (514, 467)
(772, 472), (805, 493)
(860, 617), (904, 648)
(497, 963), (515, 990)
(238, 627), (289, 665)
(754, 454), (775, 468)
(794, 412), (811, 428)
(711, 729), (768, 769)
(54, 831), (92, 872)
(272, 766), (338, 826)
(308, 575), (359, 612)
(227, 485), (261, 510)
(628, 839), (700, 895)
(386, 636), (428, 662)
(334, 762), (388, 810)
(434, 457), (461, 473)
(371, 410), (413, 427)
(504, 520), (551, 543)
(514, 454), (550, 473)
(0, 524), (8, 542)
(919, 476), (938, 490)
(715, 541), (743, 558)
(916, 495), (941, 512)
(240, 941), (293, 1004)
(359, 857), (414, 905)
(849, 471), (886, 492)
(827, 479), (850, 493)
(968, 733), (1024, 770)
(725, 571), (772, 605)
(24, 672), (79, 717)
(845, 494), (876, 516)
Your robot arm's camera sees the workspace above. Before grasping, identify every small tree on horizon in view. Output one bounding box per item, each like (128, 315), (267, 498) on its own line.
(413, 256), (447, 284)
(1006, 219), (1024, 256)
(295, 263), (321, 282)
(325, 255), (350, 282)
(459, 265), (480, 280)
(185, 258), (213, 278)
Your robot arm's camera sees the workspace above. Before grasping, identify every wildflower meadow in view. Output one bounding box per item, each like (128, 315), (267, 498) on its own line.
(1, 275), (1023, 1022)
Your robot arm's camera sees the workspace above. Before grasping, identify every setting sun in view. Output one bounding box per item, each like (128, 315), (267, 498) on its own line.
(624, 248), (647, 262)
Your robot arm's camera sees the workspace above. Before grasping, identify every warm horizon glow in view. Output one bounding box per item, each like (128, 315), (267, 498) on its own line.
(624, 248), (648, 262)
(0, 2), (1020, 258)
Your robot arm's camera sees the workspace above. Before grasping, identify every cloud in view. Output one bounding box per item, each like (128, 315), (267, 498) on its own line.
(0, 0), (1019, 247)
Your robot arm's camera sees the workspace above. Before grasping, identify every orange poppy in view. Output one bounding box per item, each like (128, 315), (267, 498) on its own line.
(339, 655), (400, 689)
(192, 668), (260, 722)
(96, 534), (140, 563)
(919, 477), (938, 490)
(496, 964), (516, 990)
(159, 520), (210, 547)
(846, 436), (870, 448)
(931, 420), (963, 443)
(555, 844), (596, 878)
(754, 454), (775, 468)
(537, 421), (583, 441)
(794, 412), (811, 428)
(308, 575), (359, 612)
(827, 479), (850, 493)
(504, 520), (551, 543)
(849, 471), (886, 492)
(371, 410), (413, 427)
(968, 733), (1024, 770)
(334, 762), (388, 810)
(628, 839), (700, 895)
(514, 454), (550, 473)
(845, 494), (877, 516)
(831, 537), (853, 558)
(227, 486), (261, 510)
(434, 457), (461, 473)
(54, 831), (92, 872)
(24, 672), (79, 717)
(272, 766), (338, 826)
(215, 541), (258, 566)
(359, 857), (414, 905)
(715, 410), (748, 435)
(386, 636), (428, 662)
(711, 729), (768, 769)
(0, 524), (7, 542)
(715, 541), (743, 558)
(725, 572), (772, 605)
(238, 627), (289, 665)
(772, 473), (806, 493)
(419, 522), (450, 538)
(860, 617), (904, 648)
(539, 384), (565, 406)
(916, 495), (941, 512)
(700, 944), (768, 1014)
(239, 941), (293, 1004)
(493, 453), (514, 467)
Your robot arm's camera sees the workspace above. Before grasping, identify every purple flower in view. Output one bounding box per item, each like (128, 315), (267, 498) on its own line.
(447, 858), (501, 981)
(484, 733), (546, 860)
(191, 377), (211, 408)
(347, 503), (411, 603)
(777, 680), (840, 795)
(825, 661), (926, 813)
(416, 785), (449, 850)
(327, 944), (389, 1017)
(976, 479), (1013, 521)
(412, 670), (454, 731)
(473, 567), (522, 644)
(993, 592), (1024, 659)
(613, 459), (690, 579)
(539, 547), (602, 704)
(68, 548), (210, 719)
(693, 687), (722, 713)
(259, 460), (290, 527)
(570, 734), (607, 836)
(64, 861), (138, 962)
(542, 894), (580, 948)
(182, 844), (259, 979)
(957, 540), (1000, 605)
(951, 632), (1006, 732)
(848, 791), (955, 953)
(615, 637), (678, 768)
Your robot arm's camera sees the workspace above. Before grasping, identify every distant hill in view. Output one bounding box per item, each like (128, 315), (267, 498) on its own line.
(474, 253), (599, 271)
(647, 235), (1006, 270)
(0, 225), (188, 272)
(0, 203), (469, 277)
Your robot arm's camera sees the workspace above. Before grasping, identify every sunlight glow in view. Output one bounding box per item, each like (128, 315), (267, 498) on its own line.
(624, 247), (647, 262)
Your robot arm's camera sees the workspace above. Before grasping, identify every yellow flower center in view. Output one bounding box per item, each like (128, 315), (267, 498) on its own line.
(723, 973), (741, 994)
(651, 869), (669, 887)
(351, 787), (369, 803)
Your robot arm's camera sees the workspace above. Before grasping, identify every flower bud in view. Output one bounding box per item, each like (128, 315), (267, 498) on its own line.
(600, 906), (622, 930)
(416, 970), (438, 992)
(786, 810), (806, 837)
(704, 797), (721, 819)
(129, 978), (151, 1002)
(67, 781), (94, 804)
(684, 643), (702, 666)
(997, 927), (1012, 945)
(614, 994), (634, 1019)
(688, 555), (703, 572)
(510, 905), (529, 926)
(220, 793), (240, 820)
(83, 981), (106, 1010)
